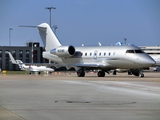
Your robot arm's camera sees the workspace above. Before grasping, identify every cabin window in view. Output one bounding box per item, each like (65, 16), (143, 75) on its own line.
(108, 52), (111, 56)
(85, 53), (87, 56)
(81, 53), (83, 56)
(90, 53), (92, 56)
(99, 52), (101, 56)
(104, 52), (106, 56)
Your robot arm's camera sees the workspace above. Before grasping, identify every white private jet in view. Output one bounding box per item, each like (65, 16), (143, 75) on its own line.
(149, 55), (160, 71)
(8, 52), (54, 74)
(149, 55), (160, 66)
(28, 23), (155, 77)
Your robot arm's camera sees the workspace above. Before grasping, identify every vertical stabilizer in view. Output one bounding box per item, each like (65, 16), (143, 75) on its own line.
(8, 52), (17, 64)
(8, 52), (23, 68)
(37, 23), (62, 51)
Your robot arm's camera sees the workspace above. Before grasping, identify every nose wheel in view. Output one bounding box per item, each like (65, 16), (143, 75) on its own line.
(130, 69), (144, 77)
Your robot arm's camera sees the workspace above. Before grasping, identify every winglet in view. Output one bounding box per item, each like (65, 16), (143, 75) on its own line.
(8, 52), (17, 64)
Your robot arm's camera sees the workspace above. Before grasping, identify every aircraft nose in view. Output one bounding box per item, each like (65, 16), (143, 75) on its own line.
(137, 55), (156, 67)
(144, 58), (156, 66)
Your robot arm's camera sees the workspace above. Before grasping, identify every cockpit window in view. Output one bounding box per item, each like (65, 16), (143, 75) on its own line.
(126, 50), (144, 53)
(135, 50), (144, 53)
(126, 50), (134, 53)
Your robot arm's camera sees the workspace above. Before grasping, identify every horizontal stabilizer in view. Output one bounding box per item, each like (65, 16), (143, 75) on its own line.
(19, 25), (37, 28)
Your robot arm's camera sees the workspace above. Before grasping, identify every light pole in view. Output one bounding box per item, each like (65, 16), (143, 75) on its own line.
(31, 41), (33, 63)
(45, 6), (56, 27)
(9, 28), (13, 46)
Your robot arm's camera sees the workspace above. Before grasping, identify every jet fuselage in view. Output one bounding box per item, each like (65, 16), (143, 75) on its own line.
(43, 45), (155, 71)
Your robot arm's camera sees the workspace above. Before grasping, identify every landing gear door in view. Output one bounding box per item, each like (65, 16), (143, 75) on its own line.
(93, 51), (98, 59)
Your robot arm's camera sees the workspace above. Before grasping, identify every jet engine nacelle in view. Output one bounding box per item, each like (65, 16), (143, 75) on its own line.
(50, 46), (75, 57)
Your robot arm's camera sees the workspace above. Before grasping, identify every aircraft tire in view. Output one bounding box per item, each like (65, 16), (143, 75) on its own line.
(128, 70), (132, 75)
(113, 70), (117, 75)
(77, 71), (85, 77)
(139, 73), (144, 77)
(97, 71), (105, 77)
(130, 69), (140, 76)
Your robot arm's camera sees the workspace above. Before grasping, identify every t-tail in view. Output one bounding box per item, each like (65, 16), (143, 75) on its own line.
(37, 23), (62, 51)
(8, 52), (17, 64)
(8, 52), (23, 69)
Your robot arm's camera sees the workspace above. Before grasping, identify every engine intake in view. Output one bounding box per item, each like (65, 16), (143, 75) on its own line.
(50, 46), (75, 57)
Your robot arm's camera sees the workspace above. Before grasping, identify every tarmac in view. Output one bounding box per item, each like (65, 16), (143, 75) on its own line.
(0, 72), (160, 120)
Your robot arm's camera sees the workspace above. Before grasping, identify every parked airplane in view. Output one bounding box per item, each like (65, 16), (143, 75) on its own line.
(149, 55), (160, 71)
(30, 23), (156, 77)
(8, 52), (54, 74)
(149, 55), (160, 66)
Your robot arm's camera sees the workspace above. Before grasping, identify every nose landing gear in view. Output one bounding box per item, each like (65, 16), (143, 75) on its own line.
(129, 69), (144, 77)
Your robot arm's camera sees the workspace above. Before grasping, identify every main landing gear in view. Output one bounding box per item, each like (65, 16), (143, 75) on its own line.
(77, 69), (85, 77)
(97, 71), (105, 77)
(77, 69), (106, 77)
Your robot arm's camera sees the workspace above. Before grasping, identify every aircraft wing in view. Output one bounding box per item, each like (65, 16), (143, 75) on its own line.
(29, 69), (40, 72)
(23, 63), (56, 66)
(63, 63), (113, 71)
(73, 63), (105, 67)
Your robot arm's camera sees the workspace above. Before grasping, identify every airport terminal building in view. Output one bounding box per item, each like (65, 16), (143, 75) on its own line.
(0, 42), (48, 70)
(140, 46), (160, 55)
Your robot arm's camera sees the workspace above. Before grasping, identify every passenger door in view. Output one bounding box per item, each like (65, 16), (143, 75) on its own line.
(93, 51), (98, 59)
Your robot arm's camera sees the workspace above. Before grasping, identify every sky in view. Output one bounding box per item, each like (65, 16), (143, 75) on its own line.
(0, 0), (160, 47)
